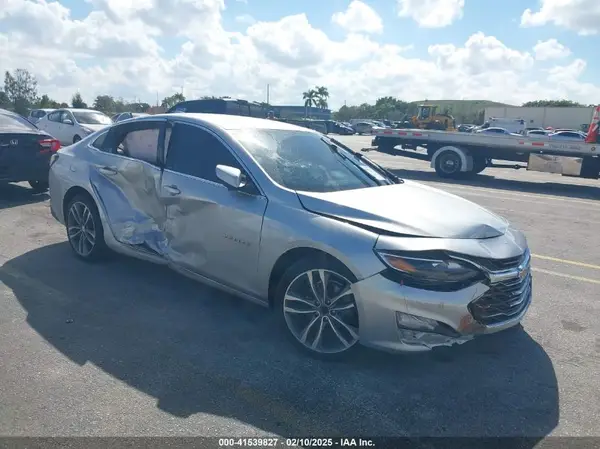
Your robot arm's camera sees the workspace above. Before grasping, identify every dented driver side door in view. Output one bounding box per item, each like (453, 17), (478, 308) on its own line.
(89, 119), (169, 256)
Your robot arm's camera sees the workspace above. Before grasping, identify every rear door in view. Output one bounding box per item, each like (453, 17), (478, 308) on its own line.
(89, 119), (169, 255)
(160, 121), (267, 294)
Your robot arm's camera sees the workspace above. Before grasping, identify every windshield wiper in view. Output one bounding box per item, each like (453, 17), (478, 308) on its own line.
(327, 137), (404, 184)
(323, 138), (384, 186)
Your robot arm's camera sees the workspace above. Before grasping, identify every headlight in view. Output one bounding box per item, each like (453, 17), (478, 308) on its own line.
(81, 127), (93, 135)
(376, 251), (483, 290)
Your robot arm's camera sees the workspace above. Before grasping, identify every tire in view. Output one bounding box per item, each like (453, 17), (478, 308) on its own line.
(65, 194), (108, 262)
(274, 256), (360, 360)
(472, 157), (488, 174)
(73, 135), (81, 144)
(434, 149), (463, 179)
(28, 180), (49, 192)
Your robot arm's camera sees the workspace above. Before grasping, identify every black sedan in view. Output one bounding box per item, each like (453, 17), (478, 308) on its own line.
(0, 108), (61, 192)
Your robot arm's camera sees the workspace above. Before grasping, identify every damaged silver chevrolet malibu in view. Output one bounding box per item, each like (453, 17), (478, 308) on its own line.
(48, 113), (532, 359)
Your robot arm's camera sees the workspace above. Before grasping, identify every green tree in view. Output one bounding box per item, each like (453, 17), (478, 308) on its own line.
(0, 90), (11, 109)
(71, 92), (87, 108)
(93, 95), (116, 114)
(522, 99), (585, 107)
(161, 93), (186, 109)
(315, 86), (329, 109)
(37, 94), (60, 109)
(4, 69), (39, 115)
(302, 89), (317, 117)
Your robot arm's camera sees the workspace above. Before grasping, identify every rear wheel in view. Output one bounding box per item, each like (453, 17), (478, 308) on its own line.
(66, 194), (108, 262)
(434, 149), (463, 178)
(472, 157), (488, 174)
(275, 257), (360, 360)
(28, 180), (49, 192)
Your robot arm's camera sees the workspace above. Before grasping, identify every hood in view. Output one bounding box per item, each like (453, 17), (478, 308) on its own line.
(296, 181), (509, 239)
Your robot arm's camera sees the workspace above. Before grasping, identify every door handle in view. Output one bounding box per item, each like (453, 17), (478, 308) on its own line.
(99, 166), (118, 175)
(164, 184), (181, 195)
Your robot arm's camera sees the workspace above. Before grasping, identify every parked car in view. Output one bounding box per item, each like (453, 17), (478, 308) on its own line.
(548, 130), (587, 141)
(328, 121), (354, 135)
(527, 129), (550, 136)
(457, 124), (475, 133)
(49, 113), (532, 359)
(37, 108), (113, 146)
(476, 127), (522, 136)
(353, 121), (375, 135)
(0, 108), (60, 192)
(28, 108), (56, 124)
(113, 112), (150, 122)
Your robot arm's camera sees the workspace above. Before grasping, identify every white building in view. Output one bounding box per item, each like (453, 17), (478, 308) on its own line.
(484, 106), (595, 130)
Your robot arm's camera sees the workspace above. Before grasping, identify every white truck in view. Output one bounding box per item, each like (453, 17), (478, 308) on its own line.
(368, 106), (600, 180)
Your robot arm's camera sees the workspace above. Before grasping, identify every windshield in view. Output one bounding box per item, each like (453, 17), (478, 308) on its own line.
(0, 113), (38, 131)
(231, 129), (392, 193)
(72, 111), (112, 125)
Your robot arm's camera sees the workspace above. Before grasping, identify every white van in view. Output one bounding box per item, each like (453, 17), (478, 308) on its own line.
(477, 117), (526, 134)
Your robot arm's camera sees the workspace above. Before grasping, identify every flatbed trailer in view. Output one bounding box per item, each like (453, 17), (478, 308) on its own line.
(368, 106), (600, 181)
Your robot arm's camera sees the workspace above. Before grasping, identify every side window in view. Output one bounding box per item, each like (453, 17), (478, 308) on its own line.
(59, 111), (72, 123)
(166, 124), (242, 184)
(101, 122), (161, 164)
(91, 131), (108, 150)
(47, 111), (61, 122)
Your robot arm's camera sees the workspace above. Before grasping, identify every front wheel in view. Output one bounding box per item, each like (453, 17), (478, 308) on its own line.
(275, 257), (360, 360)
(73, 135), (81, 144)
(66, 194), (108, 262)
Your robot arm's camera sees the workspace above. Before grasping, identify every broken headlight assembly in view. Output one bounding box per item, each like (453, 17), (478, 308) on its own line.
(375, 250), (485, 291)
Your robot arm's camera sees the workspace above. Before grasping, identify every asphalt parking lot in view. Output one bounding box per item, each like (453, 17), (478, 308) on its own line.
(0, 135), (599, 441)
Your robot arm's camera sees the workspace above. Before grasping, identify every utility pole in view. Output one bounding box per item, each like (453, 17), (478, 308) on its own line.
(266, 84), (270, 105)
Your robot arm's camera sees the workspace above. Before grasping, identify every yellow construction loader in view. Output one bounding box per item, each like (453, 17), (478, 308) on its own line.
(410, 104), (456, 131)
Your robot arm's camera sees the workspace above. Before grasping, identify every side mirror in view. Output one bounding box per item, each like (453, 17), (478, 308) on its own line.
(63, 119), (73, 125)
(216, 165), (246, 189)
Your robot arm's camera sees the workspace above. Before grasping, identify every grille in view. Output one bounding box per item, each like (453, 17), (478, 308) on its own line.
(466, 252), (526, 272)
(469, 273), (532, 325)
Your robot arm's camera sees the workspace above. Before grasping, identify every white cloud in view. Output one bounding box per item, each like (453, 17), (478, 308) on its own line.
(235, 14), (256, 25)
(1, 0), (599, 109)
(397, 0), (464, 28)
(521, 0), (600, 35)
(533, 39), (571, 61)
(331, 0), (383, 34)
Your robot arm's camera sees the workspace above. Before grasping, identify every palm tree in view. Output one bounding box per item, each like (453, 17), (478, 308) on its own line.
(315, 86), (329, 109)
(303, 89), (317, 117)
(316, 97), (328, 109)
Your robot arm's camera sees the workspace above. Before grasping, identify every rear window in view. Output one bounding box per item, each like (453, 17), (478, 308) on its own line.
(0, 113), (38, 130)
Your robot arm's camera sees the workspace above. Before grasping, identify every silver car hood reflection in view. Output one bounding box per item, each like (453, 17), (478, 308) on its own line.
(296, 181), (509, 239)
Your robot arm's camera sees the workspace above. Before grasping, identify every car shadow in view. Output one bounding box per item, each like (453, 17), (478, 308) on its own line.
(0, 182), (49, 210)
(0, 242), (559, 440)
(385, 166), (600, 202)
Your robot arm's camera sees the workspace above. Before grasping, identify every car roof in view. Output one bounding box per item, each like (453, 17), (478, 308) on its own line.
(154, 113), (318, 133)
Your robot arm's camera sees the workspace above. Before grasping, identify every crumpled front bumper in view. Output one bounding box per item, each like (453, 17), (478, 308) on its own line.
(351, 271), (532, 353)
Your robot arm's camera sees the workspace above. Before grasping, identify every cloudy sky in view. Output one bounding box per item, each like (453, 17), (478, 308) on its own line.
(1, 0), (599, 109)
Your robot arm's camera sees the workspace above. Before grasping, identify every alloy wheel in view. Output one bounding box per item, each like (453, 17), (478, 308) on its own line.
(67, 201), (96, 257)
(283, 269), (359, 354)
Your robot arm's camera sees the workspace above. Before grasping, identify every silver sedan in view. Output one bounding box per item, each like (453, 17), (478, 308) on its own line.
(48, 113), (532, 358)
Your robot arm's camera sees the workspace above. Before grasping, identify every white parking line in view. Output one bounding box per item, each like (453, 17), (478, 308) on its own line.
(532, 254), (600, 270)
(532, 268), (600, 285)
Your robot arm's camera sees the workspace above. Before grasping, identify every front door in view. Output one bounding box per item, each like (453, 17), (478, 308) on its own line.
(88, 119), (169, 255)
(160, 121), (267, 295)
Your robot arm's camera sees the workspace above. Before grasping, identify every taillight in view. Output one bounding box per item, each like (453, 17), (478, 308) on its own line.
(39, 138), (61, 154)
